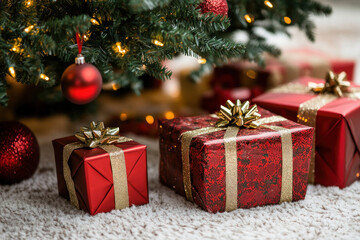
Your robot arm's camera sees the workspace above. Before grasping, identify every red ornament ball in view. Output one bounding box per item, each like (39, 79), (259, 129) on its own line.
(199, 0), (228, 16)
(61, 63), (103, 105)
(0, 121), (40, 185)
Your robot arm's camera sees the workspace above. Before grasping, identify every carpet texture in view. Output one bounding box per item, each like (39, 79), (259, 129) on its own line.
(1, 131), (360, 240)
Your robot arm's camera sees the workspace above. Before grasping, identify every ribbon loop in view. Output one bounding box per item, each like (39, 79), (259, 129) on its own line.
(216, 100), (261, 129)
(309, 71), (350, 97)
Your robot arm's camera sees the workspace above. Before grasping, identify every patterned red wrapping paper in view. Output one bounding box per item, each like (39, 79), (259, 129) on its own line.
(159, 108), (314, 213)
(253, 77), (360, 188)
(52, 136), (149, 215)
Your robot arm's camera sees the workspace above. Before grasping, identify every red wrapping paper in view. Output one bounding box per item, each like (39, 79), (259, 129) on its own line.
(52, 136), (149, 215)
(253, 77), (360, 188)
(159, 108), (314, 213)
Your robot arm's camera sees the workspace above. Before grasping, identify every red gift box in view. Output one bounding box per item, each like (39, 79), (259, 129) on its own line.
(52, 136), (149, 215)
(159, 108), (314, 213)
(253, 77), (360, 188)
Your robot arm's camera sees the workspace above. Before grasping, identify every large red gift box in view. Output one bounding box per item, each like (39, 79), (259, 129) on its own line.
(253, 77), (360, 188)
(159, 108), (314, 213)
(52, 136), (149, 215)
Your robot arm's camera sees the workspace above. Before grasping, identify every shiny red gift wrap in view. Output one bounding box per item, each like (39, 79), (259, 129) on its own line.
(52, 136), (148, 215)
(253, 77), (360, 188)
(159, 108), (314, 213)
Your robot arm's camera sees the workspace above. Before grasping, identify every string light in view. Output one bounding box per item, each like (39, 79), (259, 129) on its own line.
(145, 115), (155, 124)
(152, 39), (164, 47)
(264, 0), (273, 8)
(357, 173), (360, 178)
(244, 14), (254, 23)
(24, 25), (34, 33)
(165, 111), (175, 120)
(284, 16), (292, 24)
(8, 67), (16, 78)
(197, 58), (207, 64)
(91, 18), (100, 25)
(40, 73), (49, 81)
(25, 0), (32, 7)
(113, 42), (128, 56)
(120, 113), (128, 121)
(246, 70), (257, 79)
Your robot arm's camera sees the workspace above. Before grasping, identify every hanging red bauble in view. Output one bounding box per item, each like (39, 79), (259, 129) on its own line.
(0, 121), (40, 185)
(199, 0), (228, 16)
(61, 33), (103, 105)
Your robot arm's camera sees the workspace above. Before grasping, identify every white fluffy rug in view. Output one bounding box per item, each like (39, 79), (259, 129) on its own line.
(1, 130), (360, 240)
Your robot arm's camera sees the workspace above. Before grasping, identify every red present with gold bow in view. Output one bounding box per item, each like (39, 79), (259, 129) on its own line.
(253, 71), (360, 188)
(159, 101), (314, 212)
(52, 122), (149, 215)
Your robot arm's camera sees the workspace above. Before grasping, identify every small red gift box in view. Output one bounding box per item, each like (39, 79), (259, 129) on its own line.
(253, 76), (360, 188)
(159, 107), (314, 213)
(52, 134), (148, 215)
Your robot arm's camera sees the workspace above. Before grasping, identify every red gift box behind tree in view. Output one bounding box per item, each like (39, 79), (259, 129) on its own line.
(159, 104), (314, 213)
(52, 122), (149, 215)
(253, 73), (360, 188)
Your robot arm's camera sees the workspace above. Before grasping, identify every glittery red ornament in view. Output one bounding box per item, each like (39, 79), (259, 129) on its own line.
(0, 121), (40, 185)
(61, 33), (103, 105)
(61, 59), (103, 105)
(199, 0), (228, 16)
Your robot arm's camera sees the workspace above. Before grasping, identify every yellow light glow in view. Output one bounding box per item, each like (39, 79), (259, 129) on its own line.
(113, 42), (128, 56)
(165, 111), (175, 120)
(25, 0), (32, 7)
(40, 73), (49, 81)
(9, 67), (16, 78)
(145, 115), (155, 125)
(244, 14), (254, 23)
(152, 39), (164, 47)
(24, 25), (34, 33)
(357, 172), (360, 178)
(246, 70), (257, 79)
(264, 0), (273, 8)
(284, 16), (292, 24)
(197, 58), (207, 64)
(91, 18), (100, 25)
(112, 83), (120, 91)
(120, 113), (128, 121)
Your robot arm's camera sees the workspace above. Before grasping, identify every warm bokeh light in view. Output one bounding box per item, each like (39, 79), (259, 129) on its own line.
(197, 58), (207, 64)
(24, 25), (34, 33)
(120, 113), (128, 121)
(244, 14), (254, 23)
(152, 39), (164, 47)
(112, 83), (120, 91)
(246, 70), (257, 79)
(113, 42), (128, 56)
(357, 172), (360, 178)
(264, 0), (273, 8)
(91, 18), (100, 25)
(284, 16), (292, 24)
(165, 111), (175, 120)
(25, 0), (32, 7)
(145, 115), (155, 124)
(8, 67), (16, 78)
(40, 73), (49, 81)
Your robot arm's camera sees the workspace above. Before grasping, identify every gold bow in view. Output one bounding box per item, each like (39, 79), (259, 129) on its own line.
(215, 100), (261, 128)
(309, 71), (350, 97)
(75, 121), (121, 148)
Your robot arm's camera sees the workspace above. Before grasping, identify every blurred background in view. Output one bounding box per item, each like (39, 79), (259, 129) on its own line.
(0, 0), (359, 149)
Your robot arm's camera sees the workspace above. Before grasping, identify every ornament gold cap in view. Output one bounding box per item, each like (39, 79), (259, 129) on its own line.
(75, 54), (85, 65)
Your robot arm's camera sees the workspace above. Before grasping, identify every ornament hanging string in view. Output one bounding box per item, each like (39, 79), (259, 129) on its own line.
(76, 32), (84, 54)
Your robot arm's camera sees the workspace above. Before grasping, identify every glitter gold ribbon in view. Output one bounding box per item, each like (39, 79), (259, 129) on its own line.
(63, 123), (132, 210)
(180, 115), (293, 211)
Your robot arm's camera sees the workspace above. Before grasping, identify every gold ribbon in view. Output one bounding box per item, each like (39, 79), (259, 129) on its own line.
(180, 100), (294, 211)
(270, 71), (360, 183)
(63, 122), (132, 210)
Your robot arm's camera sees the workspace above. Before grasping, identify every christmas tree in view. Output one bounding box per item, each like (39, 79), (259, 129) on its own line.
(0, 0), (331, 106)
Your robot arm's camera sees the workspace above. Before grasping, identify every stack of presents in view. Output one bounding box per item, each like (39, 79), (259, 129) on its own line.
(52, 48), (359, 215)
